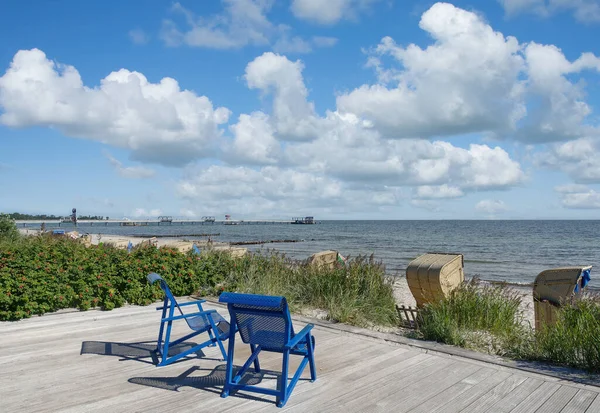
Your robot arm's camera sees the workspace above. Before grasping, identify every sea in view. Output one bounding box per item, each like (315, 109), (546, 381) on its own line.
(24, 220), (600, 289)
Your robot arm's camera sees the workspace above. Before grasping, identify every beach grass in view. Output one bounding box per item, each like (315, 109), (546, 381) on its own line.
(416, 279), (527, 354)
(524, 296), (600, 372)
(212, 252), (398, 327)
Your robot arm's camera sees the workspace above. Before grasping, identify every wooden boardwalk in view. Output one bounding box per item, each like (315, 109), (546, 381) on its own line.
(1, 302), (599, 412)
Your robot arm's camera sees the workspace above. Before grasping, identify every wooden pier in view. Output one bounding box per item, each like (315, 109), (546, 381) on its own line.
(15, 219), (312, 228)
(1, 300), (599, 412)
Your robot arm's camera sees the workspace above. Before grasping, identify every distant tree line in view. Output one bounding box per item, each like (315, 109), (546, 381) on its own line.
(6, 213), (109, 220)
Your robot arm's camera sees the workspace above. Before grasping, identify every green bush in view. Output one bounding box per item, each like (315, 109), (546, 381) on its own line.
(0, 235), (234, 320)
(528, 296), (600, 372)
(417, 279), (526, 354)
(0, 214), (19, 243)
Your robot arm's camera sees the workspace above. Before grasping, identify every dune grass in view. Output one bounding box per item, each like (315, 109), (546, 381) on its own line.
(209, 252), (399, 328)
(527, 296), (600, 372)
(416, 279), (528, 354)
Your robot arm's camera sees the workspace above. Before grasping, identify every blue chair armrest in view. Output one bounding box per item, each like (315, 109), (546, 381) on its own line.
(162, 309), (217, 322)
(285, 324), (314, 349)
(156, 299), (206, 310)
(178, 300), (207, 307)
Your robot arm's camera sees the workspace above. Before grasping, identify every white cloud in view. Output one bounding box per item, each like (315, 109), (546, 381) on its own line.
(336, 2), (600, 143)
(128, 28), (150, 45)
(290, 0), (381, 24)
(0, 48), (230, 166)
(475, 199), (508, 216)
(337, 3), (526, 139)
(273, 34), (313, 54)
(499, 0), (600, 23)
(132, 208), (163, 218)
(414, 185), (464, 199)
(312, 36), (338, 47)
(518, 42), (600, 142)
(245, 52), (321, 140)
(161, 1), (336, 53)
(555, 185), (600, 208)
(411, 199), (442, 212)
(180, 208), (197, 217)
(226, 112), (280, 164)
(161, 0), (273, 49)
(104, 152), (155, 179)
(536, 138), (600, 182)
(555, 183), (590, 193)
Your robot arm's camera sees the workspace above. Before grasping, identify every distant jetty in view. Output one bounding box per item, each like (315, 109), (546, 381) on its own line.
(15, 217), (319, 227)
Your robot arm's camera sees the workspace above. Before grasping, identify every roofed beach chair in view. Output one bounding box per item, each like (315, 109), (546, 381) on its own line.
(147, 273), (229, 366)
(218, 292), (316, 408)
(533, 266), (592, 331)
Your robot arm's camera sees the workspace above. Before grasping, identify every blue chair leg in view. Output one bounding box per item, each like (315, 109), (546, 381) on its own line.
(156, 301), (168, 354)
(250, 344), (261, 373)
(221, 330), (236, 399)
(160, 321), (173, 366)
(208, 318), (227, 360)
(307, 333), (317, 382)
(277, 349), (290, 408)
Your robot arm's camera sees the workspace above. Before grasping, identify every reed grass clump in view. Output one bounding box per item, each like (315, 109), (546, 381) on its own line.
(527, 296), (600, 372)
(417, 279), (526, 354)
(215, 252), (398, 328)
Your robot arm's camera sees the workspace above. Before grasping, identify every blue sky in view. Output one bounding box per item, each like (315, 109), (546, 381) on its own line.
(1, 0), (600, 220)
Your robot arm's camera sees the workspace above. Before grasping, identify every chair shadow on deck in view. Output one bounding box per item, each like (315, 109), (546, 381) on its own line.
(129, 364), (311, 405)
(80, 341), (214, 365)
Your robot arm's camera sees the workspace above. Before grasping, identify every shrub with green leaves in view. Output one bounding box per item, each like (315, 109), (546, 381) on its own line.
(0, 214), (19, 243)
(0, 235), (234, 320)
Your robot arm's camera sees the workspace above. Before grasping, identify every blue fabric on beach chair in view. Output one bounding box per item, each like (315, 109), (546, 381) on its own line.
(218, 292), (316, 408)
(147, 273), (229, 366)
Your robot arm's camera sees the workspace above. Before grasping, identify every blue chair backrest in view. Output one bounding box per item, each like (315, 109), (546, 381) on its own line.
(147, 273), (193, 326)
(219, 293), (293, 351)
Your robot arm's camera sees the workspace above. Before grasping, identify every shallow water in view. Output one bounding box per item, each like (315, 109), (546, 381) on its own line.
(27, 220), (600, 288)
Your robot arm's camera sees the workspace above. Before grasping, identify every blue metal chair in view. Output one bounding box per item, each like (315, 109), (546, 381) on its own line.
(147, 273), (229, 366)
(218, 292), (316, 408)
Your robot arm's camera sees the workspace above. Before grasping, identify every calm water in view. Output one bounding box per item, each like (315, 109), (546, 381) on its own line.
(27, 220), (600, 288)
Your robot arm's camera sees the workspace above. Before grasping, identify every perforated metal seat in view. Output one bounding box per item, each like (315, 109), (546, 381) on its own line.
(147, 273), (229, 366)
(219, 292), (316, 408)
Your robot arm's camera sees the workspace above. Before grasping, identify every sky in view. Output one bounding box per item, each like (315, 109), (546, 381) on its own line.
(1, 0), (600, 220)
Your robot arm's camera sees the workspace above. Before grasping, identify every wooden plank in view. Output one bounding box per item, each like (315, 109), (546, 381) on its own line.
(408, 367), (497, 413)
(460, 373), (527, 412)
(374, 360), (482, 412)
(279, 350), (430, 413)
(430, 370), (513, 413)
(584, 391), (600, 413)
(509, 381), (562, 413)
(533, 385), (578, 413)
(487, 377), (544, 413)
(561, 389), (598, 413)
(326, 357), (456, 412)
